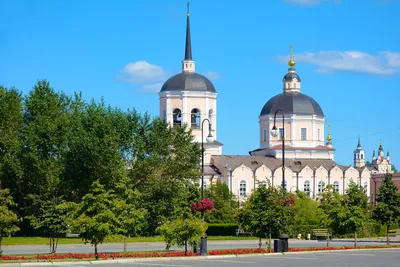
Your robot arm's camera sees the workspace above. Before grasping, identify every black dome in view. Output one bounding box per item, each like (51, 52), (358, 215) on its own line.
(260, 92), (324, 117)
(160, 73), (216, 93)
(283, 70), (301, 82)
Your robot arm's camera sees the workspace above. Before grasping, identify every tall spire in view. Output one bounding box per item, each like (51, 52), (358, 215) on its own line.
(357, 136), (361, 149)
(185, 2), (192, 60)
(182, 2), (195, 73)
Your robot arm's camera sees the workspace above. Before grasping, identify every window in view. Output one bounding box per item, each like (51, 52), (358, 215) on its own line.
(279, 128), (284, 139)
(294, 83), (296, 88)
(191, 108), (200, 129)
(333, 181), (339, 193)
(209, 109), (213, 119)
(318, 129), (320, 141)
(318, 181), (325, 193)
(364, 182), (368, 192)
(287, 83), (290, 88)
(361, 154), (364, 159)
(239, 180), (247, 197)
(263, 129), (267, 141)
(260, 180), (267, 187)
(301, 128), (307, 140)
(304, 180), (310, 196)
(173, 109), (182, 127)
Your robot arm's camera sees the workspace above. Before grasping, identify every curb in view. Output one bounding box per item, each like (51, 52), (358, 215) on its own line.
(2, 247), (400, 266)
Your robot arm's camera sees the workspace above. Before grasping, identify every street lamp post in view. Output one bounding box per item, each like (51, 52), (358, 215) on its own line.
(200, 118), (214, 256)
(270, 109), (286, 191)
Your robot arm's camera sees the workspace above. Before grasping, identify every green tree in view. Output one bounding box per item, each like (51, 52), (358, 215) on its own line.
(392, 164), (397, 173)
(365, 161), (372, 167)
(0, 188), (20, 256)
(342, 181), (371, 247)
(75, 181), (119, 259)
(205, 182), (236, 223)
(293, 191), (326, 237)
(241, 184), (295, 251)
(374, 173), (400, 244)
(131, 118), (201, 234)
(319, 185), (346, 236)
(0, 86), (23, 207)
(114, 178), (147, 252)
(26, 195), (76, 253)
(157, 218), (206, 256)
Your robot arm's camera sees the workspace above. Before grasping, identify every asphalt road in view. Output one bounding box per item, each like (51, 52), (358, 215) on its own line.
(1, 240), (395, 255)
(19, 249), (400, 267)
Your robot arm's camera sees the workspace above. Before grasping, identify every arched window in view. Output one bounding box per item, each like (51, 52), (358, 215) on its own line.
(318, 181), (325, 193)
(191, 108), (200, 129)
(287, 83), (290, 88)
(361, 154), (364, 159)
(294, 83), (296, 88)
(173, 109), (182, 127)
(333, 181), (339, 193)
(304, 180), (310, 196)
(239, 180), (247, 197)
(364, 181), (368, 192)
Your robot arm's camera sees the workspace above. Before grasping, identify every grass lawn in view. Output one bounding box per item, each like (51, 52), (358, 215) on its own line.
(1, 236), (257, 246)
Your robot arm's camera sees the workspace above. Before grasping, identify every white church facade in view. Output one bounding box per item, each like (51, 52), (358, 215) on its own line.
(157, 5), (393, 201)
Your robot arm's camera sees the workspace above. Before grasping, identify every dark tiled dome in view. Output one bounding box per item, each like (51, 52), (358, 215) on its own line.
(260, 92), (324, 117)
(283, 68), (301, 82)
(160, 73), (216, 93)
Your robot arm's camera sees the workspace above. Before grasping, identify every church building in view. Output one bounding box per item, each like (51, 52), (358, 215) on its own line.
(158, 5), (393, 201)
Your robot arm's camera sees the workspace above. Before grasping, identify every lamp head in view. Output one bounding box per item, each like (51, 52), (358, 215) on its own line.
(270, 125), (279, 137)
(206, 133), (214, 144)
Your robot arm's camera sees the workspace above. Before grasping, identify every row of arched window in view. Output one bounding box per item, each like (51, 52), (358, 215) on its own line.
(173, 108), (213, 128)
(238, 180), (368, 197)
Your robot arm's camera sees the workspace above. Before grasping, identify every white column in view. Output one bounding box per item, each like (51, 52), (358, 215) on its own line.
(182, 93), (187, 125)
(166, 96), (171, 126)
(312, 115), (316, 146)
(291, 115), (296, 146)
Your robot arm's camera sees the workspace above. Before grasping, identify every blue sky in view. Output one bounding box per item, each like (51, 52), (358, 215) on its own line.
(1, 0), (400, 169)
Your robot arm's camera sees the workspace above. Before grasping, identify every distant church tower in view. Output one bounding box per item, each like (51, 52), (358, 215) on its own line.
(371, 141), (392, 173)
(353, 137), (365, 168)
(158, 3), (222, 165)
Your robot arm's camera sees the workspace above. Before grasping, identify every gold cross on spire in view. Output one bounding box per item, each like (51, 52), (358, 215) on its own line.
(288, 44), (296, 67)
(326, 124), (332, 142)
(187, 2), (190, 16)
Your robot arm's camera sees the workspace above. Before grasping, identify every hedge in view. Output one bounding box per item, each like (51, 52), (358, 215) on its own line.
(206, 223), (238, 236)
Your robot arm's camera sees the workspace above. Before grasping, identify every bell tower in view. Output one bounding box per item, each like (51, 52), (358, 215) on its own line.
(353, 137), (365, 168)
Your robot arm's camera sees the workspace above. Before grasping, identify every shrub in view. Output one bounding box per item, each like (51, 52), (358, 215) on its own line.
(206, 223), (238, 236)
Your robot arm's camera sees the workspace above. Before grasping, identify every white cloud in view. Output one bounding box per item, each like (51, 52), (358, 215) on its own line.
(119, 61), (168, 84)
(203, 71), (220, 81)
(118, 61), (168, 93)
(277, 50), (400, 75)
(282, 0), (339, 5)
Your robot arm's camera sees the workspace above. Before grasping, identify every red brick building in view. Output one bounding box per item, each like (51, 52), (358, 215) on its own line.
(370, 172), (400, 205)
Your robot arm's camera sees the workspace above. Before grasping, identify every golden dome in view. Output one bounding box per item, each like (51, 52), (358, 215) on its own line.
(288, 58), (295, 67)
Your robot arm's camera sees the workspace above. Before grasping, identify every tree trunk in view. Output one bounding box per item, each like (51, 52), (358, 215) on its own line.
(124, 236), (127, 253)
(49, 237), (53, 253)
(184, 240), (187, 256)
(95, 242), (98, 260)
(268, 233), (272, 253)
(259, 236), (262, 249)
(387, 225), (390, 245)
(354, 232), (357, 248)
(55, 237), (59, 253)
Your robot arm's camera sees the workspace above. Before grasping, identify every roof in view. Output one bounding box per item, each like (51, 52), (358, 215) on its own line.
(260, 92), (324, 117)
(210, 155), (367, 175)
(283, 69), (301, 82)
(160, 73), (216, 93)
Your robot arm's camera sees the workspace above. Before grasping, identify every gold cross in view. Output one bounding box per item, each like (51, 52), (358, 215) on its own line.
(290, 44), (293, 59)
